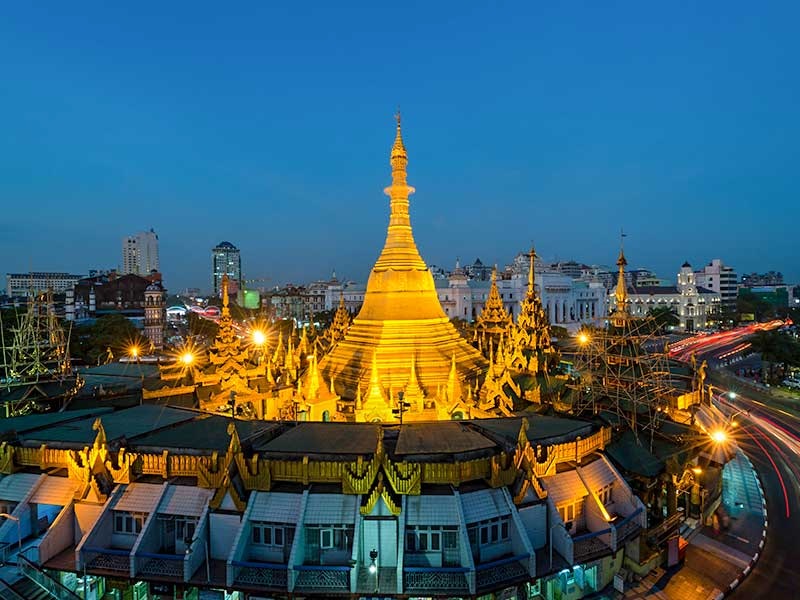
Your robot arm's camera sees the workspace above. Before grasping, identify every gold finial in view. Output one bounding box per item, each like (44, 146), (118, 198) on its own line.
(391, 108), (407, 165)
(614, 231), (628, 314)
(221, 274), (230, 316)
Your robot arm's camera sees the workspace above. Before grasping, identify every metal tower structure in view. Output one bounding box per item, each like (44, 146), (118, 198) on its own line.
(1, 290), (80, 416)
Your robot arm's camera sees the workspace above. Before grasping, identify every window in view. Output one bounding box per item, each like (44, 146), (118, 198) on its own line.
(309, 524), (349, 551)
(252, 522), (291, 547)
(467, 517), (511, 547)
(597, 484), (613, 505)
(405, 525), (457, 552)
(558, 503), (575, 527)
(113, 511), (145, 535)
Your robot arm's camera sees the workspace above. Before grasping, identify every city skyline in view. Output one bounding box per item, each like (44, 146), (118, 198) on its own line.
(2, 2), (798, 291)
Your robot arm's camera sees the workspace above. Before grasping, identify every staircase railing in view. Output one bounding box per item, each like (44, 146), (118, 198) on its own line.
(18, 554), (81, 600)
(0, 578), (28, 600)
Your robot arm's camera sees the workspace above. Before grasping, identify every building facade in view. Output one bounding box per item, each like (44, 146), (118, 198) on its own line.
(695, 259), (737, 313)
(0, 406), (647, 600)
(212, 241), (242, 297)
(323, 271), (606, 330)
(5, 272), (83, 298)
(610, 262), (721, 331)
(122, 229), (160, 276)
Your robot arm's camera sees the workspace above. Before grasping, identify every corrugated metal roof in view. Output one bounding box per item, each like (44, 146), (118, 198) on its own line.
(304, 494), (358, 524)
(114, 483), (163, 513)
(0, 473), (41, 502)
(249, 491), (302, 524)
(405, 495), (461, 526)
(158, 485), (212, 517)
(30, 476), (79, 506)
(460, 489), (509, 524)
(257, 423), (379, 455)
(579, 459), (618, 494)
(541, 470), (588, 506)
(395, 423), (495, 456)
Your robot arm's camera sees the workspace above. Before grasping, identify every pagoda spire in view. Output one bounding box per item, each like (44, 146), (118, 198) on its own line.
(221, 274), (230, 318)
(365, 350), (386, 404)
(615, 232), (629, 311)
(611, 231), (630, 327)
(446, 351), (463, 403)
(374, 111), (426, 272)
(527, 246), (537, 296)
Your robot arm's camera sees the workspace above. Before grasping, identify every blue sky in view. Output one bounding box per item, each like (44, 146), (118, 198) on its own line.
(1, 2), (798, 292)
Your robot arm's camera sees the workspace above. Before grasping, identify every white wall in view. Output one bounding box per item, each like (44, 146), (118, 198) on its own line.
(517, 503), (547, 549)
(210, 513), (241, 560)
(38, 503), (75, 564)
(74, 503), (106, 545)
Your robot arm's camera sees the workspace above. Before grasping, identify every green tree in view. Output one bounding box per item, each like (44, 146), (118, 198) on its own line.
(648, 306), (679, 334)
(69, 314), (149, 365)
(749, 330), (800, 383)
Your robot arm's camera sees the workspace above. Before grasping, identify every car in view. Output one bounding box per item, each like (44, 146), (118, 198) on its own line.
(782, 379), (800, 390)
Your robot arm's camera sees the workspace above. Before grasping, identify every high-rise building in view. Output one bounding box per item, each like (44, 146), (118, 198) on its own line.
(695, 259), (738, 313)
(212, 241), (241, 296)
(122, 229), (160, 276)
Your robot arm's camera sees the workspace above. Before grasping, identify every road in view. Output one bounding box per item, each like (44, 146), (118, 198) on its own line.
(683, 327), (800, 597)
(713, 385), (800, 597)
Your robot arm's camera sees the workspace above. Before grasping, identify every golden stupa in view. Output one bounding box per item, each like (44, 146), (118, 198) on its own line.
(319, 114), (487, 418)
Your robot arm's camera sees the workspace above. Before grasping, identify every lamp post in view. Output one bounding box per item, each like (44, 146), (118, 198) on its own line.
(392, 391), (411, 425)
(368, 548), (379, 593)
(0, 513), (21, 556)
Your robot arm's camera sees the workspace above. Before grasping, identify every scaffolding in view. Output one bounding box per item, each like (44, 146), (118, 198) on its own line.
(1, 290), (79, 416)
(566, 312), (682, 452)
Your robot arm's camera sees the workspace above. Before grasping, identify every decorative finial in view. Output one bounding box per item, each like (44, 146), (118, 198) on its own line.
(528, 246), (537, 294)
(221, 274), (230, 315)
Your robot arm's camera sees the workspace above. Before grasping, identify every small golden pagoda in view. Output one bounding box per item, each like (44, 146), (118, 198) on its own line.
(319, 115), (487, 420)
(611, 245), (630, 328)
(507, 248), (557, 375)
(475, 267), (513, 352)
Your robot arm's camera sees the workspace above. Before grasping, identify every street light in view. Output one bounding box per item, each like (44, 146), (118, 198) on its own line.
(129, 345), (139, 360)
(180, 351), (195, 366)
(252, 329), (266, 347)
(577, 332), (589, 345)
(369, 548), (379, 592)
(0, 513), (21, 555)
(710, 429), (728, 444)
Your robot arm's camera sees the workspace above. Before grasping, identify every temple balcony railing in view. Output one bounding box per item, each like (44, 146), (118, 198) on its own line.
(613, 507), (644, 546)
(231, 559), (288, 590)
(475, 553), (529, 592)
(136, 551), (185, 579)
(82, 546), (131, 574)
(293, 564), (351, 593)
(572, 528), (614, 563)
(403, 566), (470, 595)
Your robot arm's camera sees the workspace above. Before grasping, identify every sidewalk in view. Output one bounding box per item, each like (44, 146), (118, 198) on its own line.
(620, 450), (766, 599)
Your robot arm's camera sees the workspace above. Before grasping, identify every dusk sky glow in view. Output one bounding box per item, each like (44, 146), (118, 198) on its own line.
(2, 2), (798, 291)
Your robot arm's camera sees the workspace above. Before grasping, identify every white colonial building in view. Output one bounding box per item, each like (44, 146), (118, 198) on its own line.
(610, 262), (721, 332)
(324, 261), (607, 331)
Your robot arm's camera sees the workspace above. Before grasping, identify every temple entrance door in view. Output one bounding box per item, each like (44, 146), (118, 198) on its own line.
(361, 515), (398, 567)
